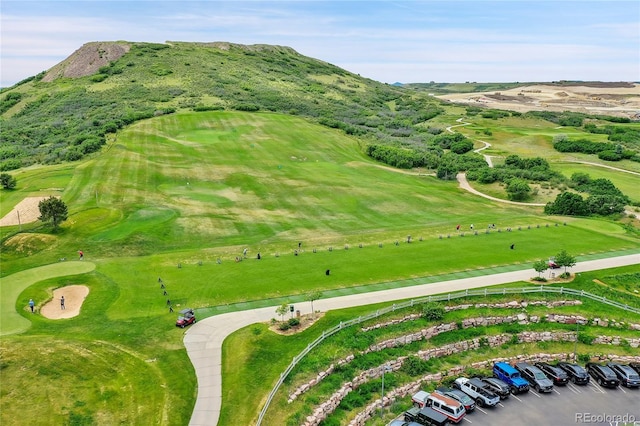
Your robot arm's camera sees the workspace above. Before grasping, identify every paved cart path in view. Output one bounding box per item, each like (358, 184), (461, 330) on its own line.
(184, 254), (640, 426)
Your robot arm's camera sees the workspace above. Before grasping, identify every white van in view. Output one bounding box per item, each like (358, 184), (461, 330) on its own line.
(424, 392), (466, 424)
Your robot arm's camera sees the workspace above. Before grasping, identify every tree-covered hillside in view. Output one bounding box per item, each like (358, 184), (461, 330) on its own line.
(0, 41), (444, 170)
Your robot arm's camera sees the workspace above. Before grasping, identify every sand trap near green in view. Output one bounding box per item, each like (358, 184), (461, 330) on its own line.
(0, 261), (95, 336)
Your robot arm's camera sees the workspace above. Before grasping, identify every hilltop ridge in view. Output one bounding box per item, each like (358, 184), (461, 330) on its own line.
(1, 40), (428, 170)
(42, 41), (131, 82)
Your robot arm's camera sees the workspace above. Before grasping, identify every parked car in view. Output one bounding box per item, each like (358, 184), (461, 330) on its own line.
(557, 362), (590, 385)
(535, 362), (569, 385)
(493, 362), (530, 394)
(586, 363), (620, 388)
(548, 256), (560, 269)
(477, 377), (510, 399)
(515, 362), (554, 393)
(403, 406), (449, 426)
(434, 386), (476, 412)
(629, 362), (640, 375)
(176, 308), (196, 328)
(607, 363), (640, 388)
(453, 377), (500, 407)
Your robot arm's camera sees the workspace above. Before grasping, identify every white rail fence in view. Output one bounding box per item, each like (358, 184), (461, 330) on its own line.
(256, 286), (640, 425)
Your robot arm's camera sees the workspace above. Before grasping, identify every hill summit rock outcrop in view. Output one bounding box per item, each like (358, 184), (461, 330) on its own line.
(42, 41), (131, 81)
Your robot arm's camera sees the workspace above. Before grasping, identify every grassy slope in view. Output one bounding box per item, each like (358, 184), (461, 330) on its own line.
(1, 110), (639, 425)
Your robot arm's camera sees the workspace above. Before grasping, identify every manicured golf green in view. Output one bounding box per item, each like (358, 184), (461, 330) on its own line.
(0, 261), (95, 335)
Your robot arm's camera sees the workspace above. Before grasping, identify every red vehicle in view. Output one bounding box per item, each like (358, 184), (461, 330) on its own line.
(176, 308), (196, 328)
(548, 257), (560, 269)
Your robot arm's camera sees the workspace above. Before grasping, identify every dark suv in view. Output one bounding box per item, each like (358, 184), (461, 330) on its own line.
(586, 363), (620, 388)
(493, 362), (530, 394)
(515, 362), (554, 393)
(629, 362), (640, 375)
(478, 377), (510, 399)
(535, 362), (569, 386)
(557, 362), (590, 385)
(607, 363), (640, 388)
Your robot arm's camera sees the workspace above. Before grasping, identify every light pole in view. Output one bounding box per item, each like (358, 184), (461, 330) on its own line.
(573, 320), (580, 362)
(380, 364), (392, 418)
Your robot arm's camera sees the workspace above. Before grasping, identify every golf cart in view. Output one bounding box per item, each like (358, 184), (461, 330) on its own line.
(548, 257), (560, 269)
(176, 308), (196, 328)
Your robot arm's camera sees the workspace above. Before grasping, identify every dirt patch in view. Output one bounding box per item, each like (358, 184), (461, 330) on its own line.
(0, 196), (53, 227)
(40, 285), (89, 319)
(529, 273), (576, 284)
(437, 83), (640, 119)
(269, 312), (326, 335)
(42, 42), (130, 82)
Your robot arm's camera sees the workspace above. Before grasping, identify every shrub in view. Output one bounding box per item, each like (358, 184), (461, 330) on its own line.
(578, 354), (591, 363)
(90, 74), (109, 82)
(422, 303), (445, 321)
(450, 139), (474, 154)
(597, 150), (623, 161)
(278, 322), (291, 331)
(288, 318), (300, 327)
(0, 173), (17, 189)
(577, 333), (594, 345)
(401, 355), (431, 376)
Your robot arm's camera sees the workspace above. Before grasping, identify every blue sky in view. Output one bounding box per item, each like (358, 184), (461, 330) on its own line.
(1, 1), (639, 87)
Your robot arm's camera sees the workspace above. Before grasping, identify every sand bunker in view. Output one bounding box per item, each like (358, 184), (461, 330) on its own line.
(0, 196), (53, 227)
(40, 285), (89, 319)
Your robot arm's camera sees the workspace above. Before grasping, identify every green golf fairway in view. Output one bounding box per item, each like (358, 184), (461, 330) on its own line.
(0, 261), (95, 335)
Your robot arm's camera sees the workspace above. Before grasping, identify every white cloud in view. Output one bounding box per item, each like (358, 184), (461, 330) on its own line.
(1, 1), (639, 86)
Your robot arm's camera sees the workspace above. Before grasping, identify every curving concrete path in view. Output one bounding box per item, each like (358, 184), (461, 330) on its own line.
(457, 172), (546, 207)
(184, 254), (640, 426)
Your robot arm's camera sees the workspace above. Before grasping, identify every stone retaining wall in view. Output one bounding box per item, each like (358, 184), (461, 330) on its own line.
(299, 330), (640, 426)
(360, 300), (583, 332)
(290, 313), (639, 402)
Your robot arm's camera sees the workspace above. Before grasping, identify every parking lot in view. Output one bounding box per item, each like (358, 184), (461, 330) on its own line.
(456, 382), (639, 426)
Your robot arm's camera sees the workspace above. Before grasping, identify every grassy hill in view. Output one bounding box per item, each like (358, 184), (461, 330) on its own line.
(0, 41), (443, 170)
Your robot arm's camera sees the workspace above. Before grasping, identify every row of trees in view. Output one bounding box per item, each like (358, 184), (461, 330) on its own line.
(553, 136), (637, 162)
(545, 173), (630, 217)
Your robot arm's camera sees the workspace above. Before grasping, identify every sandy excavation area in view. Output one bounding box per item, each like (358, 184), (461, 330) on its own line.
(0, 196), (52, 227)
(437, 83), (640, 119)
(40, 285), (90, 319)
